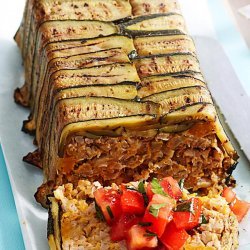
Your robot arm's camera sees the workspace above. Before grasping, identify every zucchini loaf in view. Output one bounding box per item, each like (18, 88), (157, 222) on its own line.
(14, 0), (238, 207)
(47, 179), (239, 250)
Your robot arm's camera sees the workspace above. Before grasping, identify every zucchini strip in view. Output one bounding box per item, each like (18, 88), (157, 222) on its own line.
(25, 35), (136, 131)
(133, 53), (201, 78)
(27, 48), (131, 133)
(142, 86), (212, 113)
(15, 20), (118, 107)
(34, 62), (140, 145)
(134, 34), (196, 56)
(119, 13), (187, 36)
(130, 0), (181, 16)
(138, 74), (206, 98)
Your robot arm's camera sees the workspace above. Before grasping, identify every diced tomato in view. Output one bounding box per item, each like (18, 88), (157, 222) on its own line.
(142, 194), (175, 237)
(222, 187), (236, 204)
(221, 187), (250, 222)
(127, 225), (158, 250)
(121, 188), (145, 215)
(110, 214), (141, 241)
(173, 197), (202, 230)
(146, 177), (182, 202)
(94, 188), (122, 225)
(160, 221), (189, 250)
(230, 198), (250, 222)
(146, 183), (154, 201)
(160, 177), (182, 200)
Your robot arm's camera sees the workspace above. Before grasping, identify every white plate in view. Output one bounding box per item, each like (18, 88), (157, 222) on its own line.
(0, 1), (249, 250)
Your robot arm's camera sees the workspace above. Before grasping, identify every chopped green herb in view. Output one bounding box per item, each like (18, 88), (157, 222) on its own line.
(138, 221), (152, 227)
(138, 181), (146, 194)
(200, 214), (208, 225)
(178, 179), (185, 191)
(144, 230), (157, 237)
(175, 200), (195, 215)
(151, 178), (167, 196)
(95, 202), (104, 221)
(138, 181), (149, 206)
(106, 206), (114, 219)
(149, 203), (167, 217)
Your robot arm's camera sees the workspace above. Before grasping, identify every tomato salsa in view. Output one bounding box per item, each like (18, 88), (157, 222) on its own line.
(94, 177), (249, 250)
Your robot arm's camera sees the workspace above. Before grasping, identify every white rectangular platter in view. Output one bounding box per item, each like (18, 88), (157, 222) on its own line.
(0, 0), (249, 249)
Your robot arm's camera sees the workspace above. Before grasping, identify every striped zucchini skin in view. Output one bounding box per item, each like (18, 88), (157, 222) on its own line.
(16, 0), (132, 60)
(47, 197), (62, 250)
(35, 62), (140, 146)
(16, 0), (132, 107)
(52, 97), (160, 147)
(119, 13), (187, 36)
(13, 0), (238, 211)
(24, 48), (131, 135)
(14, 20), (119, 107)
(21, 35), (136, 134)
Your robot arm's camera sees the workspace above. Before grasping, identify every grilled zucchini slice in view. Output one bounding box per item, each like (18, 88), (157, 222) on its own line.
(133, 53), (201, 78)
(130, 0), (180, 16)
(35, 35), (136, 106)
(134, 34), (196, 56)
(138, 74), (206, 98)
(16, 20), (118, 107)
(59, 115), (158, 157)
(24, 48), (132, 134)
(37, 84), (138, 149)
(54, 97), (159, 135)
(143, 86), (213, 113)
(28, 35), (136, 131)
(32, 47), (131, 115)
(55, 84), (137, 101)
(48, 63), (140, 89)
(34, 63), (140, 145)
(38, 20), (118, 46)
(161, 103), (217, 125)
(33, 0), (132, 24)
(120, 13), (187, 36)
(19, 0), (131, 59)
(48, 97), (160, 157)
(44, 35), (136, 60)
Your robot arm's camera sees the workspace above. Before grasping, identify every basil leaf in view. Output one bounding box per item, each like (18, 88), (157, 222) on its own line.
(151, 178), (167, 196)
(178, 179), (185, 191)
(95, 202), (104, 221)
(175, 200), (195, 215)
(149, 203), (167, 217)
(138, 181), (149, 206)
(106, 206), (114, 219)
(138, 181), (146, 194)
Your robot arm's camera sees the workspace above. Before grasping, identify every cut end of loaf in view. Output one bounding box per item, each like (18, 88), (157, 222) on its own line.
(34, 121), (237, 207)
